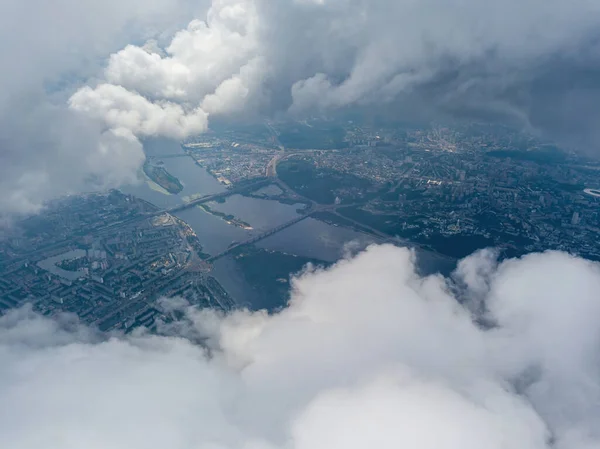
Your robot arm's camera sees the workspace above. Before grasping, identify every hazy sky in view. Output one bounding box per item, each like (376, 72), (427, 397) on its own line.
(2, 245), (600, 448)
(1, 0), (600, 218)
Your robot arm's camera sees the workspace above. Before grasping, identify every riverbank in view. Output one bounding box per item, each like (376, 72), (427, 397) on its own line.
(143, 162), (184, 194)
(199, 203), (253, 230)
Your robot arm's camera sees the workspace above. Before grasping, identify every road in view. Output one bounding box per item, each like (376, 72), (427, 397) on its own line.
(206, 214), (312, 262)
(265, 121), (284, 150)
(147, 154), (189, 160)
(265, 150), (323, 178)
(149, 180), (270, 216)
(261, 151), (452, 260)
(146, 147), (452, 266)
(203, 199), (376, 263)
(266, 153), (284, 177)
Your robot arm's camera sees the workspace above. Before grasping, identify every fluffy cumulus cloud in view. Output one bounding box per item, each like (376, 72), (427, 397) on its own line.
(4, 0), (600, 216)
(0, 0), (201, 220)
(1, 245), (600, 449)
(0, 0), (600, 215)
(69, 84), (209, 139)
(0, 105), (145, 220)
(70, 0), (263, 136)
(72, 0), (600, 144)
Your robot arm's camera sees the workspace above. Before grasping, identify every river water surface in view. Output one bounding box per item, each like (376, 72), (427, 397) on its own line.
(123, 139), (456, 309)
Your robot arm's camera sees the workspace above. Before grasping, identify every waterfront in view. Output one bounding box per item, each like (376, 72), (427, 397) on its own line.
(121, 139), (226, 209)
(212, 217), (457, 309)
(210, 218), (381, 310)
(123, 141), (457, 310)
(37, 249), (88, 281)
(257, 217), (380, 262)
(174, 207), (251, 255)
(208, 195), (305, 231)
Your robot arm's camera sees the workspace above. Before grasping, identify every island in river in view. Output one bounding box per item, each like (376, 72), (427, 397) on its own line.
(143, 161), (184, 194)
(199, 203), (254, 230)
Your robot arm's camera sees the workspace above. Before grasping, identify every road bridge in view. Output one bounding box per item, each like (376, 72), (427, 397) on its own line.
(206, 214), (311, 262)
(149, 180), (270, 216)
(203, 200), (415, 264)
(147, 154), (190, 160)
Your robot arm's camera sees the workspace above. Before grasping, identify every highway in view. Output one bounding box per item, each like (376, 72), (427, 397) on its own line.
(265, 120), (284, 150)
(204, 200), (375, 263)
(149, 180), (270, 216)
(265, 150), (320, 178)
(265, 153), (284, 177)
(147, 153), (189, 159)
(206, 214), (312, 262)
(148, 148), (449, 265)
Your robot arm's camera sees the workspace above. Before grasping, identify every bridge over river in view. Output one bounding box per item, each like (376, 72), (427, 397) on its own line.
(203, 202), (376, 263)
(206, 213), (312, 262)
(147, 180), (271, 216)
(147, 153), (190, 160)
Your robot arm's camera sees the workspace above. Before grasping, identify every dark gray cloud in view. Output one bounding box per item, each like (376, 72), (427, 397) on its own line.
(72, 0), (600, 147)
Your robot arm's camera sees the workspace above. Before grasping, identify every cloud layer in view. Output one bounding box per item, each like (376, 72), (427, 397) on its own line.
(72, 0), (600, 136)
(1, 245), (599, 449)
(0, 0), (201, 219)
(4, 0), (600, 216)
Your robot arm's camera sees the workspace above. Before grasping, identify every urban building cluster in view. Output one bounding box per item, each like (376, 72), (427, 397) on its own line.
(0, 191), (234, 331)
(3, 119), (600, 329)
(283, 123), (600, 259)
(184, 135), (279, 184)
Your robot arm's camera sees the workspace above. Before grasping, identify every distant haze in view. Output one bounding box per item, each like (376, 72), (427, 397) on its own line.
(2, 0), (600, 216)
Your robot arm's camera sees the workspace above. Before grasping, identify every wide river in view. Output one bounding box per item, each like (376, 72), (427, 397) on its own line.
(122, 139), (456, 309)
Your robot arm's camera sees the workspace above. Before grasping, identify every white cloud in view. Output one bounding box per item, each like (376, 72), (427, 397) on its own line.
(89, 128), (146, 187)
(69, 84), (209, 139)
(104, 5), (259, 105)
(4, 0), (600, 217)
(68, 0), (600, 148)
(0, 104), (146, 220)
(63, 0), (262, 186)
(1, 245), (599, 448)
(76, 0), (262, 130)
(0, 0), (204, 220)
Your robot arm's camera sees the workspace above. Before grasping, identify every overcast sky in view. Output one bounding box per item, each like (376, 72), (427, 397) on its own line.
(1, 245), (600, 449)
(1, 0), (600, 218)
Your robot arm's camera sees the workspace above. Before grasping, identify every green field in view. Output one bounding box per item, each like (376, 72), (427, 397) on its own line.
(143, 163), (184, 194)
